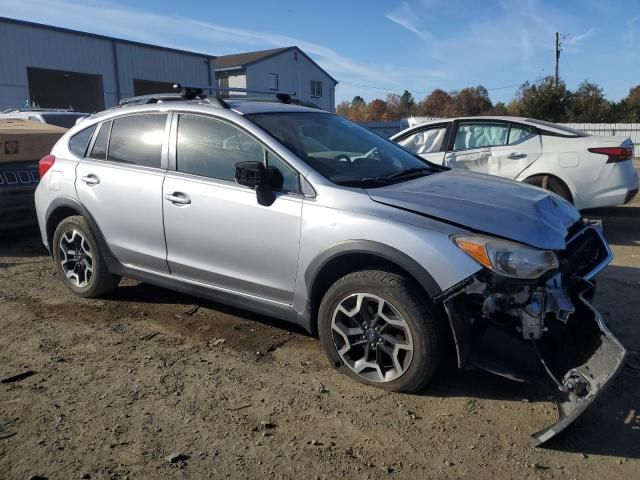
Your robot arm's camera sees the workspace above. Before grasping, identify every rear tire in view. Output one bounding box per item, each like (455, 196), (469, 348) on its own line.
(52, 215), (120, 297)
(523, 175), (573, 204)
(318, 269), (445, 393)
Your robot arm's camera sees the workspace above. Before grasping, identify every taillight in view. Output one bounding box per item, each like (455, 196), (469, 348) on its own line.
(588, 146), (634, 163)
(38, 154), (56, 179)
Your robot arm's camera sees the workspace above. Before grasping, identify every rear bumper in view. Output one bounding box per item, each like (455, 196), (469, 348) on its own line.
(579, 160), (639, 209)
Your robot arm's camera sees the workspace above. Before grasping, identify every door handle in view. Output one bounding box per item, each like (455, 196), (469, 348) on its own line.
(81, 174), (100, 186)
(165, 192), (191, 205)
(506, 152), (527, 160)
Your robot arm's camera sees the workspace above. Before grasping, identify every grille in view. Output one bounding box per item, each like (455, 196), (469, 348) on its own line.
(562, 227), (610, 279)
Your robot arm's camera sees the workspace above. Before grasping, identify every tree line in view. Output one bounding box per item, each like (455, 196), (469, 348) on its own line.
(336, 76), (640, 124)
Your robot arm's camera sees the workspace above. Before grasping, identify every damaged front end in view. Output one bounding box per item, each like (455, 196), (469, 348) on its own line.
(441, 223), (626, 446)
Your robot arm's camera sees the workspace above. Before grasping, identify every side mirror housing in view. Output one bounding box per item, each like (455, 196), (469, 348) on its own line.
(235, 161), (276, 206)
(234, 161), (266, 189)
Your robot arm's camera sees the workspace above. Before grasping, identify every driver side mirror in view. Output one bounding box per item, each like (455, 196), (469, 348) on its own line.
(234, 161), (276, 206)
(235, 161), (266, 188)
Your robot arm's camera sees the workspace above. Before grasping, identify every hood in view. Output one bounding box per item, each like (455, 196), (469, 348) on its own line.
(368, 170), (580, 250)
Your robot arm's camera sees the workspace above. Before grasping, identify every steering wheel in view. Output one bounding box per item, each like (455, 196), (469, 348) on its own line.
(334, 154), (352, 163)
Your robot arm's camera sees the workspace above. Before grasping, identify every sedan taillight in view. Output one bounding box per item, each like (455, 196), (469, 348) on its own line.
(38, 154), (56, 179)
(588, 146), (634, 163)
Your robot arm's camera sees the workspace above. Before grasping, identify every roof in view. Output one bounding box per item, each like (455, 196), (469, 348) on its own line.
(0, 16), (216, 59)
(80, 99), (328, 127)
(216, 46), (338, 85)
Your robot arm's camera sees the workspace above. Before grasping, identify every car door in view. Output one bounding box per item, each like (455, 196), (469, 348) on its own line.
(444, 121), (511, 174)
(75, 113), (170, 273)
(162, 113), (303, 304)
(395, 123), (450, 165)
(487, 123), (542, 179)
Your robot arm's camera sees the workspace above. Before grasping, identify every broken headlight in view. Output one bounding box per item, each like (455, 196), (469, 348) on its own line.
(453, 234), (559, 279)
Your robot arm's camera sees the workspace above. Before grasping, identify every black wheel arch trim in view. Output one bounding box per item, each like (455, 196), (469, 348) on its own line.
(44, 196), (121, 271)
(304, 240), (443, 300)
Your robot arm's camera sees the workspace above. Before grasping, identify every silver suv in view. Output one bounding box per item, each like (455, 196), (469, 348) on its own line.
(35, 92), (625, 444)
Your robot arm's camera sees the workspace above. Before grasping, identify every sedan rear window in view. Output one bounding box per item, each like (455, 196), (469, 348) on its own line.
(525, 119), (589, 137)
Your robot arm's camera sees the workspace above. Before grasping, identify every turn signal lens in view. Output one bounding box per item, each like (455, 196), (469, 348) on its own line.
(454, 238), (492, 269)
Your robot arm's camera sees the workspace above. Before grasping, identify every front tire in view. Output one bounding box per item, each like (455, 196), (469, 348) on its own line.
(52, 215), (120, 297)
(318, 270), (445, 393)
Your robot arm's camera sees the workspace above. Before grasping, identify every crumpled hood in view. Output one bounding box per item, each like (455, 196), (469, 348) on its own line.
(368, 170), (580, 250)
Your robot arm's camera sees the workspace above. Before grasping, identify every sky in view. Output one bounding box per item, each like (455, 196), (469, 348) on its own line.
(1, 0), (639, 105)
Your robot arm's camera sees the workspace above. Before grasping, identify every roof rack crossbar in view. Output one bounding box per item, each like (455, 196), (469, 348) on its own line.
(172, 83), (297, 98)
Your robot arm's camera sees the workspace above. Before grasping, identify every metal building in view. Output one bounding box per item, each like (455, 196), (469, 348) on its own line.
(0, 17), (216, 112)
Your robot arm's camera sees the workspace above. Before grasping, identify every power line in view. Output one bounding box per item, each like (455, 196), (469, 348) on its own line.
(337, 80), (521, 96)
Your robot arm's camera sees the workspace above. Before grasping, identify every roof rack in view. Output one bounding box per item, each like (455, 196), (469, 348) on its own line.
(117, 84), (321, 110)
(117, 85), (231, 109)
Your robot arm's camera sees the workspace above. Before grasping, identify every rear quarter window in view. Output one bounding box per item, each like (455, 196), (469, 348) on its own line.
(69, 125), (97, 158)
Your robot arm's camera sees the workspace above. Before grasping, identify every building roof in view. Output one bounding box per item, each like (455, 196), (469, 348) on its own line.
(215, 47), (291, 69)
(0, 16), (216, 59)
(216, 46), (338, 85)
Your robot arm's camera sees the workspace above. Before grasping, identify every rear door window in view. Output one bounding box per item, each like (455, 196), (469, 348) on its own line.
(107, 114), (168, 168)
(69, 125), (96, 158)
(508, 124), (537, 144)
(453, 122), (509, 150)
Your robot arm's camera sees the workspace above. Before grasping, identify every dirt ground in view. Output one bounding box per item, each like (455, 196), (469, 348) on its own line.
(1, 171), (639, 480)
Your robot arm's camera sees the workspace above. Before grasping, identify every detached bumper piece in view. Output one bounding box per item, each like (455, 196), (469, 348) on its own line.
(531, 282), (626, 446)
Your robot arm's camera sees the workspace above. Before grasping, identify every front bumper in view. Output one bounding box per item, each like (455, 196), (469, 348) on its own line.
(441, 224), (625, 445)
(531, 281), (626, 445)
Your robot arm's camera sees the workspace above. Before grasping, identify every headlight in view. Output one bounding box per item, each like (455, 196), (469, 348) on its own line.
(453, 234), (559, 279)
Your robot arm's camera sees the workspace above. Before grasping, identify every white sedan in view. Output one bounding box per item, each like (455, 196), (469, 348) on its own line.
(391, 116), (639, 210)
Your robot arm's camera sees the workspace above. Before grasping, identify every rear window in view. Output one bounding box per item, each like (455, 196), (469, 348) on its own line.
(41, 114), (86, 128)
(107, 114), (167, 168)
(69, 125), (96, 158)
(525, 119), (589, 137)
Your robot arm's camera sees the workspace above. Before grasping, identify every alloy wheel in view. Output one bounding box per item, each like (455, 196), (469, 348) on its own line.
(59, 229), (94, 288)
(331, 293), (414, 382)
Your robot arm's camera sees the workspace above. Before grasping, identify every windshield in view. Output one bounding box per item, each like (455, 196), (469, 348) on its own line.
(41, 114), (86, 129)
(246, 112), (442, 187)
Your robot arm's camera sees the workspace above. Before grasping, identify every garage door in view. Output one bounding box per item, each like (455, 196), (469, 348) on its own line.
(27, 67), (105, 113)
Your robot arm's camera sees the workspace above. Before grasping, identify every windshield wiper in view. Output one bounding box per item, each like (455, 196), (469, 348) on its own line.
(337, 177), (390, 187)
(384, 167), (435, 181)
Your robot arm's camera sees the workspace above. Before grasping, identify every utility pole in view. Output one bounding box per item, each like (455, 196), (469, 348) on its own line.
(554, 32), (561, 88)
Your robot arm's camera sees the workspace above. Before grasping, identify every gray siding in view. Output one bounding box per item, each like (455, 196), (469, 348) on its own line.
(244, 50), (337, 111)
(0, 18), (215, 110)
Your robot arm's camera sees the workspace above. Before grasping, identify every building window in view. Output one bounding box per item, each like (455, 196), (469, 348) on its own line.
(310, 80), (322, 98)
(293, 51), (298, 62)
(269, 73), (279, 91)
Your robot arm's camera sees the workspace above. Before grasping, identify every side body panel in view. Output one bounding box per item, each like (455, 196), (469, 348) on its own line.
(162, 172), (303, 304)
(75, 159), (169, 272)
